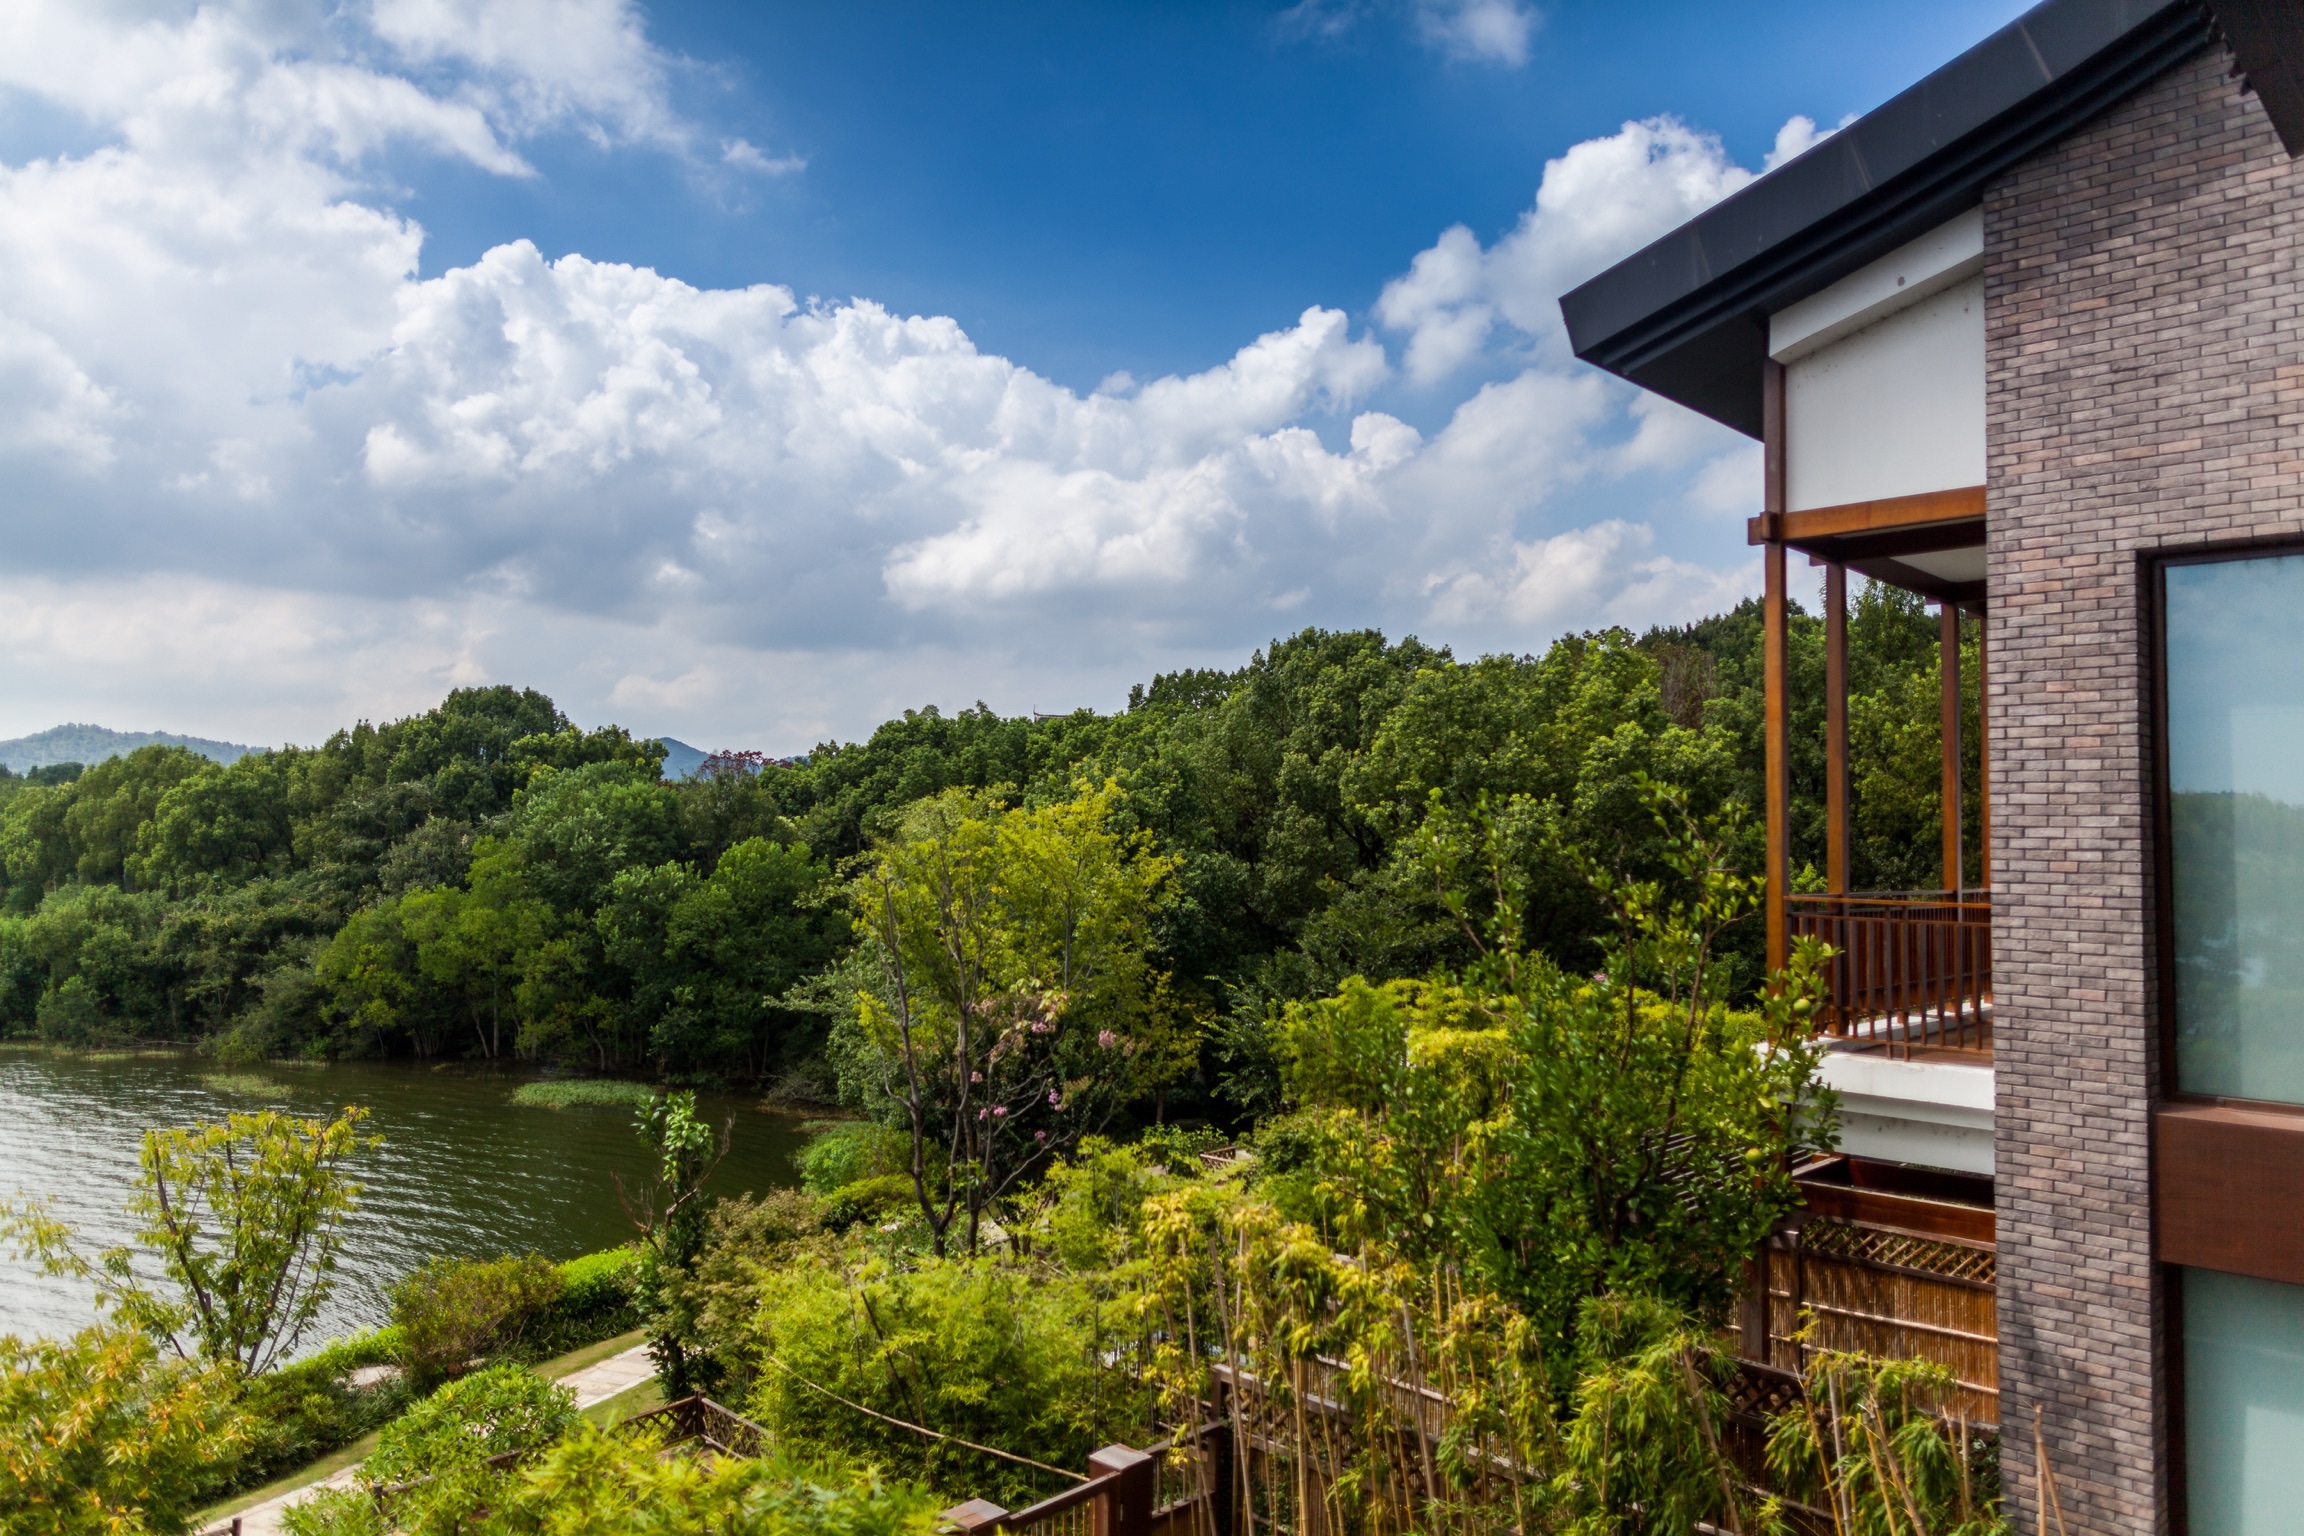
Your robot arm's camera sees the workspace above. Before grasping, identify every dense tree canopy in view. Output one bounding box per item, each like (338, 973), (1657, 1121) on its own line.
(0, 588), (1977, 1114)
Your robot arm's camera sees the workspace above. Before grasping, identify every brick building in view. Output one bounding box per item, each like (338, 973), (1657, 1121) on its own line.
(1560, 2), (2303, 1530)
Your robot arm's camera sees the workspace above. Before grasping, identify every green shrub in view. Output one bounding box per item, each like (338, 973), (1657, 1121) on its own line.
(280, 1485), (388, 1536)
(230, 1328), (413, 1495)
(745, 1251), (1146, 1505)
(499, 1426), (940, 1535)
(668, 1192), (826, 1398)
(796, 1121), (908, 1194)
(508, 1079), (657, 1109)
(0, 1322), (248, 1535)
(530, 1247), (642, 1357)
(1029, 1138), (1187, 1271)
(820, 1175), (914, 1233)
(366, 1364), (577, 1485)
(392, 1255), (563, 1381)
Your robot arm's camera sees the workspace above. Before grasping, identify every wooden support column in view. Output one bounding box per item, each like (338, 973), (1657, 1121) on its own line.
(1825, 563), (1850, 894)
(1940, 603), (1963, 895)
(1763, 359), (1789, 974)
(1976, 615), (1990, 889)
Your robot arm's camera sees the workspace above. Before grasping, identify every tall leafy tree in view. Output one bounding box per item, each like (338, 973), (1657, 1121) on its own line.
(846, 783), (1177, 1254)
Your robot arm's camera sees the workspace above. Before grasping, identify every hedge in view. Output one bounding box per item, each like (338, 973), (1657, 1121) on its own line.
(212, 1246), (642, 1505)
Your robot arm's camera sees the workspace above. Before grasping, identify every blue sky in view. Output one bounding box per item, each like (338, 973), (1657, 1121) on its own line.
(0, 0), (2028, 752)
(405, 0), (2028, 397)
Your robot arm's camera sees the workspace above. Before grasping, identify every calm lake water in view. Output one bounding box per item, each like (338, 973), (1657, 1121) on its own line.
(0, 1049), (812, 1347)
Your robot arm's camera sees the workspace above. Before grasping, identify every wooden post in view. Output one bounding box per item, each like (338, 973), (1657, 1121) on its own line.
(1202, 1421), (1237, 1536)
(1976, 613), (1990, 889)
(1763, 359), (1790, 975)
(942, 1500), (1009, 1533)
(1739, 1255), (1770, 1364)
(1825, 563), (1850, 895)
(1940, 603), (1963, 894)
(1091, 1445), (1157, 1536)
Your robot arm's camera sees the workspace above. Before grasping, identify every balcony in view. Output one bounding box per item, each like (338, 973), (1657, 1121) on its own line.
(1750, 474), (1995, 1175)
(1788, 890), (1992, 1060)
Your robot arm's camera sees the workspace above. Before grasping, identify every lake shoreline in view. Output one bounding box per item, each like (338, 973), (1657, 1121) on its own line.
(0, 1052), (817, 1343)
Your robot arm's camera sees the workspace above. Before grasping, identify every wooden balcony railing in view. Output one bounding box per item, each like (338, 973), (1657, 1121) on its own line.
(1786, 891), (1991, 1058)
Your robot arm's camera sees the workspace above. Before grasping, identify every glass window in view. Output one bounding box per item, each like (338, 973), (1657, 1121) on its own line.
(2166, 555), (2304, 1103)
(2185, 1268), (2304, 1531)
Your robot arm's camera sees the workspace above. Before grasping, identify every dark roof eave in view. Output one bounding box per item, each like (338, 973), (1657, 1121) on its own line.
(1557, 0), (2215, 439)
(2214, 0), (2304, 157)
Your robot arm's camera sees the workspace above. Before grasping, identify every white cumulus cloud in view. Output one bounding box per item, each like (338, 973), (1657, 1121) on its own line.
(0, 0), (1799, 747)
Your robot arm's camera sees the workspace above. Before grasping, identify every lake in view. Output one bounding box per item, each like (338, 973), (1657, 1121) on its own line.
(0, 1048), (814, 1347)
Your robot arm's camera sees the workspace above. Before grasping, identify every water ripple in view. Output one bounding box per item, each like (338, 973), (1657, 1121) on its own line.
(0, 1051), (810, 1349)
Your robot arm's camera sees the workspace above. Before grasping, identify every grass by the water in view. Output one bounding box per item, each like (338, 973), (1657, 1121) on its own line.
(510, 1079), (657, 1109)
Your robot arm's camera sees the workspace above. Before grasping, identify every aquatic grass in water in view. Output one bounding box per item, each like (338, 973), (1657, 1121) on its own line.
(201, 1073), (279, 1096)
(510, 1080), (657, 1110)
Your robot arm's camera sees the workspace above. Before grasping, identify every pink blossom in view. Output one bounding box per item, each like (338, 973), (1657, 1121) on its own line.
(1097, 1030), (1118, 1050)
(1048, 1090), (1060, 1105)
(992, 1105), (1007, 1118)
(970, 1071), (982, 1083)
(976, 1108), (988, 1121)
(1035, 1130), (1047, 1142)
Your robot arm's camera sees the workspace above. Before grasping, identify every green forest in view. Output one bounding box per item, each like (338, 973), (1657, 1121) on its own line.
(0, 585), (1982, 1124)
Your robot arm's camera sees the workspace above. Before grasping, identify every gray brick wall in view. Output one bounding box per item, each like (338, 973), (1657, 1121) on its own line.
(1988, 44), (2304, 1535)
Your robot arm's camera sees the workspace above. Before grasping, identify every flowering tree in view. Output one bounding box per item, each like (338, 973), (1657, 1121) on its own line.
(848, 782), (1178, 1255)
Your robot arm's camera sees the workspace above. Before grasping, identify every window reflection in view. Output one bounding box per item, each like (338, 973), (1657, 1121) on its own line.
(2185, 1268), (2304, 1532)
(2167, 555), (2304, 1104)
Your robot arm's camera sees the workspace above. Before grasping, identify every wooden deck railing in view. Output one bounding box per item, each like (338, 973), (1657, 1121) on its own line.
(617, 1394), (770, 1459)
(1787, 891), (1991, 1058)
(944, 1443), (1170, 1536)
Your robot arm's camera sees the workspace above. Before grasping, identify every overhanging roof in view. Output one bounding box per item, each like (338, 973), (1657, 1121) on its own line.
(1558, 0), (2216, 439)
(2217, 0), (2304, 157)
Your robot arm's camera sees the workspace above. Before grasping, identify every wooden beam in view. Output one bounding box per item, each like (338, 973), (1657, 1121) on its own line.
(1763, 359), (1789, 975)
(1749, 484), (1987, 546)
(1826, 564), (1849, 894)
(2157, 1104), (2304, 1286)
(1795, 1179), (1996, 1247)
(1940, 603), (1963, 894)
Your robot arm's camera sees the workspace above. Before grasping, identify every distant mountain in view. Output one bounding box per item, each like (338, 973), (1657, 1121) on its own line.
(0, 723), (254, 773)
(658, 738), (708, 780)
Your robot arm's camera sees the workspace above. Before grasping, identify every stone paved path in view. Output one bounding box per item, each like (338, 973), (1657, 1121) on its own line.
(206, 1342), (657, 1536)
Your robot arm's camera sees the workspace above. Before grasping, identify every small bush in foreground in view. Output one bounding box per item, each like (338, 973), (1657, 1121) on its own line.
(392, 1254), (563, 1381)
(744, 1250), (1146, 1505)
(281, 1488), (387, 1536)
(284, 1425), (938, 1536)
(0, 1322), (248, 1536)
(508, 1079), (656, 1109)
(501, 1427), (939, 1536)
(365, 1365), (577, 1486)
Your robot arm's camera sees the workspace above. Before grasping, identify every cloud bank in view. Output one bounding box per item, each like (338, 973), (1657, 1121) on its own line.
(0, 0), (1788, 750)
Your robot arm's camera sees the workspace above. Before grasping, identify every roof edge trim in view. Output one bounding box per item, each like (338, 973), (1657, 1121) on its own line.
(1559, 0), (2215, 438)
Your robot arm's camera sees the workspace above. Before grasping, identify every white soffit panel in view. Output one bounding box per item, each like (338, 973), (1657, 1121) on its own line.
(1897, 545), (1987, 585)
(1783, 273), (1985, 511)
(1770, 207), (1984, 364)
